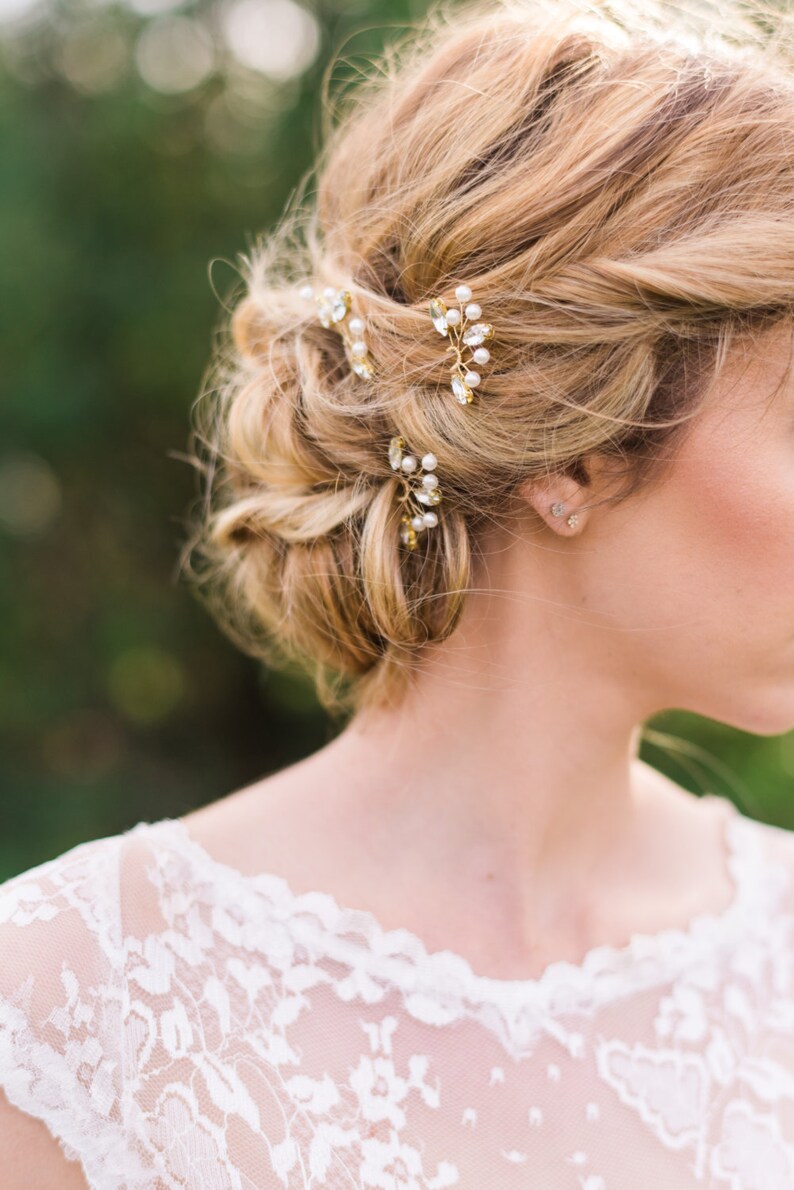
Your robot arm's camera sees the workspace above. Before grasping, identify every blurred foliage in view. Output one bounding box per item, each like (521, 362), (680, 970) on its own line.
(1, 0), (793, 880)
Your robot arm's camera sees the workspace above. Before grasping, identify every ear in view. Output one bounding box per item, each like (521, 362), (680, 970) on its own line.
(517, 472), (590, 534)
(517, 453), (623, 534)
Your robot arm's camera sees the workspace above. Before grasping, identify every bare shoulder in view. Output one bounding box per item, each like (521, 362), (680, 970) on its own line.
(178, 741), (360, 891)
(176, 732), (421, 926)
(635, 757), (794, 875)
(0, 1089), (89, 1189)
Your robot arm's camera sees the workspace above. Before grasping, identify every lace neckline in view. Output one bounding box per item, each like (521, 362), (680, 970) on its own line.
(130, 797), (786, 1039)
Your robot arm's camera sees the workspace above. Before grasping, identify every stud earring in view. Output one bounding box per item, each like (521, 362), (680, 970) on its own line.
(550, 501), (579, 528)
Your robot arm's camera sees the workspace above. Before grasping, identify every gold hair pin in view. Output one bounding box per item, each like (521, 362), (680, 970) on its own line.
(428, 284), (494, 405)
(388, 435), (442, 549)
(298, 284), (374, 378)
(299, 279), (491, 549)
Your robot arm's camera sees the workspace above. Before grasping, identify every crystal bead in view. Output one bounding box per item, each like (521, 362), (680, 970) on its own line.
(400, 517), (417, 548)
(417, 486), (442, 506)
(389, 436), (405, 470)
(317, 300), (333, 328)
(351, 356), (374, 378)
(331, 290), (351, 323)
(462, 322), (494, 347)
(429, 298), (449, 336)
(451, 375), (473, 404)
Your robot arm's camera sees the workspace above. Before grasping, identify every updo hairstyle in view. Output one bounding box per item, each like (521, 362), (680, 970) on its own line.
(182, 0), (794, 719)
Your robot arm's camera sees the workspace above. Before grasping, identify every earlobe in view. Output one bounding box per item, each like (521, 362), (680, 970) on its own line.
(550, 502), (580, 529)
(518, 476), (586, 532)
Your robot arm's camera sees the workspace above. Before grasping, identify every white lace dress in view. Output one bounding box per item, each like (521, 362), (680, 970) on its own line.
(1, 794), (794, 1189)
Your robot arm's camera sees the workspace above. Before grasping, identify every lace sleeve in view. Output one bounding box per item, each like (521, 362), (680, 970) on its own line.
(0, 832), (133, 1188)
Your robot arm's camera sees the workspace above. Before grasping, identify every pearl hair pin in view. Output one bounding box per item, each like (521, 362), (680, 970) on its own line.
(298, 284), (374, 378)
(388, 436), (442, 549)
(298, 279), (442, 551)
(428, 284), (495, 405)
(298, 281), (436, 551)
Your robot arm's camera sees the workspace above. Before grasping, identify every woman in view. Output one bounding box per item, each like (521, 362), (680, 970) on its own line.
(3, 0), (794, 1184)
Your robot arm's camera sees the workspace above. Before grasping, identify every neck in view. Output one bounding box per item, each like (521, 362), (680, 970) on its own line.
(321, 520), (678, 953)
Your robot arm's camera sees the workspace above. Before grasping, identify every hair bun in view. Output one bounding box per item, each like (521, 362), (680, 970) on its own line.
(182, 0), (794, 719)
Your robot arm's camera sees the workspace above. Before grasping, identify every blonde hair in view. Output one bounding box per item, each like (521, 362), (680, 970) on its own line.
(181, 0), (794, 722)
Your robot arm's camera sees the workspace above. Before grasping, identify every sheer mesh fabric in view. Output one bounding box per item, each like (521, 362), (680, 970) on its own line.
(1, 794), (793, 1188)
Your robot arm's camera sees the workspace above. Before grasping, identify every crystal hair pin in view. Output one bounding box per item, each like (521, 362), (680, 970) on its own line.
(298, 284), (374, 378)
(428, 283), (494, 405)
(298, 279), (499, 549)
(388, 435), (442, 549)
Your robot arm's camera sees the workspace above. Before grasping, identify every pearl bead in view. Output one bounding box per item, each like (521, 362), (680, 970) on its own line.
(464, 370), (480, 387)
(411, 515), (425, 530)
(351, 340), (367, 356)
(401, 455), (418, 473)
(464, 302), (481, 320)
(445, 308), (461, 326)
(322, 286), (336, 298)
(299, 284), (314, 300)
(421, 452), (437, 471)
(422, 473), (439, 489)
(348, 317), (364, 334)
(422, 511), (438, 528)
(473, 347), (490, 364)
(455, 284), (472, 302)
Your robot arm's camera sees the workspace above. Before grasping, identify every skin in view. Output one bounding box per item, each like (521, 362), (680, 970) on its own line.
(176, 319), (794, 980)
(0, 1089), (90, 1189)
(7, 321), (794, 1190)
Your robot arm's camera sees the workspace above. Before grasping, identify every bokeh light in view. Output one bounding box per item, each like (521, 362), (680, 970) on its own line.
(220, 0), (320, 80)
(41, 707), (124, 780)
(56, 22), (128, 92)
(0, 452), (62, 538)
(134, 14), (215, 93)
(107, 645), (186, 724)
(0, 0), (40, 28)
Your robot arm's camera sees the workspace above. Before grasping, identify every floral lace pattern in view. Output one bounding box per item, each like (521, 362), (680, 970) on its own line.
(0, 798), (793, 1188)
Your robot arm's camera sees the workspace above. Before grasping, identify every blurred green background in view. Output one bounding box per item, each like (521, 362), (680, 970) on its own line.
(2, 0), (794, 880)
